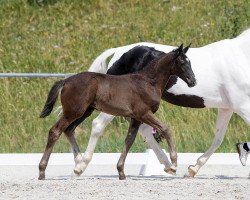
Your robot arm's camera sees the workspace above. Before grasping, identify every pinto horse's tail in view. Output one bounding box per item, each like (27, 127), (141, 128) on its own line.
(88, 48), (117, 73)
(40, 80), (65, 118)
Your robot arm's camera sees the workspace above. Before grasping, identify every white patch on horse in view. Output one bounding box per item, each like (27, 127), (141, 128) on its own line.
(85, 28), (250, 178)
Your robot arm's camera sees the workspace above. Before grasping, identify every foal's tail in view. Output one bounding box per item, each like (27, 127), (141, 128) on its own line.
(88, 48), (117, 73)
(40, 80), (65, 118)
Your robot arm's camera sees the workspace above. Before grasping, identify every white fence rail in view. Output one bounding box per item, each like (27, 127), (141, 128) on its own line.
(0, 73), (75, 78)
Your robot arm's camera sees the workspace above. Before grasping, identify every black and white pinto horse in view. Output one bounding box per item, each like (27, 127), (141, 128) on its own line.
(71, 29), (250, 177)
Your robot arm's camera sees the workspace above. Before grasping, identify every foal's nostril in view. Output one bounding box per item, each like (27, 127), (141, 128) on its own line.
(192, 79), (197, 86)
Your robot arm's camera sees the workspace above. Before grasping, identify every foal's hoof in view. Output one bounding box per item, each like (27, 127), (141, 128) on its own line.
(38, 174), (45, 180)
(119, 176), (126, 180)
(164, 166), (176, 175)
(187, 165), (197, 178)
(119, 174), (126, 180)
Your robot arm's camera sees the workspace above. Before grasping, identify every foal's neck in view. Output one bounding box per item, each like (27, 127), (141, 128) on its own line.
(141, 52), (174, 93)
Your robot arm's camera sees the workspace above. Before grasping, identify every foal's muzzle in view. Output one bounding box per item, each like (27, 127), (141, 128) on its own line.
(186, 75), (197, 87)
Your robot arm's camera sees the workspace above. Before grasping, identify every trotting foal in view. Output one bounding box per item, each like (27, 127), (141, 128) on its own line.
(38, 44), (196, 180)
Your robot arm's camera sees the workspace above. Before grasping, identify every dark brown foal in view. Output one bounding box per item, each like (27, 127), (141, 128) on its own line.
(38, 44), (196, 180)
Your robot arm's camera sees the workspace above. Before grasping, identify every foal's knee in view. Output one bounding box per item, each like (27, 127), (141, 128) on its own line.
(161, 126), (172, 138)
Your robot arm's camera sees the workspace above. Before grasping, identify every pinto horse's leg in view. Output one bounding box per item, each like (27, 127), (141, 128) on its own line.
(117, 118), (141, 180)
(235, 103), (250, 177)
(139, 112), (176, 174)
(187, 108), (233, 177)
(38, 116), (71, 180)
(73, 112), (115, 176)
(139, 123), (173, 171)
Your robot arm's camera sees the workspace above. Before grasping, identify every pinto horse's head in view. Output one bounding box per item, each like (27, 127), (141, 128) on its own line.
(171, 44), (196, 87)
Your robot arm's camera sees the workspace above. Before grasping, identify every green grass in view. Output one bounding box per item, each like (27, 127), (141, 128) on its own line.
(0, 0), (250, 153)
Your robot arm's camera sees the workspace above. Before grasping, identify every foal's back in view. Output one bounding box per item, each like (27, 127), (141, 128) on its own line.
(62, 72), (161, 117)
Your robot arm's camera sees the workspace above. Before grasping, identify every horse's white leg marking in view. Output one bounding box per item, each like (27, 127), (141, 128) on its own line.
(235, 103), (250, 177)
(139, 123), (173, 170)
(74, 112), (115, 175)
(188, 108), (233, 177)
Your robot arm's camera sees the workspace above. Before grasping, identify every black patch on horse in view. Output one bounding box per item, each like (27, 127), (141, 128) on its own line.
(107, 45), (205, 108)
(107, 46), (164, 75)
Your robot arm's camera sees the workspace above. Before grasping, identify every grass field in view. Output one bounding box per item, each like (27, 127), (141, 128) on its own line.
(0, 0), (250, 153)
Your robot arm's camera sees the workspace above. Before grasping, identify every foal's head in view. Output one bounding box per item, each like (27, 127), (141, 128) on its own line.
(171, 44), (196, 87)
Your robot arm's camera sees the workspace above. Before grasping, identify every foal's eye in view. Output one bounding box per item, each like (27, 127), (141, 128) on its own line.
(180, 59), (185, 64)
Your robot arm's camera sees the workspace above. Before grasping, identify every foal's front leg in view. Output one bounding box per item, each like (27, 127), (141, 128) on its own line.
(140, 111), (177, 174)
(117, 118), (141, 180)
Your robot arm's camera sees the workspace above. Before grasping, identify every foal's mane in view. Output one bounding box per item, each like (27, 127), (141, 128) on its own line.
(140, 50), (175, 76)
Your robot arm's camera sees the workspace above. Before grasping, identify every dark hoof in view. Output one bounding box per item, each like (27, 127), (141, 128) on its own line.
(119, 174), (126, 180)
(38, 174), (45, 180)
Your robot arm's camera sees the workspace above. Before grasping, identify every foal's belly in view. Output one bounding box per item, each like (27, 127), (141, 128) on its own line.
(93, 100), (134, 117)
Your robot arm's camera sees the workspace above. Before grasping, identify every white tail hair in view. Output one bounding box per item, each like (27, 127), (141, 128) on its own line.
(88, 48), (117, 73)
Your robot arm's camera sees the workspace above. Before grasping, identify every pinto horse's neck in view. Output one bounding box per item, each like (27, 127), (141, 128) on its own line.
(141, 52), (175, 93)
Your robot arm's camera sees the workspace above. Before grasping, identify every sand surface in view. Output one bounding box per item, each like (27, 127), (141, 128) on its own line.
(0, 164), (249, 200)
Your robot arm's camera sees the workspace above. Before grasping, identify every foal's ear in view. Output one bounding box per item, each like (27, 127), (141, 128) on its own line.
(178, 44), (183, 52)
(173, 43), (183, 56)
(183, 43), (191, 54)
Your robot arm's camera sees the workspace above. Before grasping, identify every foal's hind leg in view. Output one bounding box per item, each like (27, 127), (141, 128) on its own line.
(187, 108), (233, 177)
(64, 107), (95, 172)
(38, 116), (71, 180)
(74, 112), (115, 176)
(64, 131), (82, 164)
(117, 118), (141, 180)
(139, 112), (176, 174)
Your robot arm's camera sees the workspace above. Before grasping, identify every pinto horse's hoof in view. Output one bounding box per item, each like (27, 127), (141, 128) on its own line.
(164, 166), (176, 175)
(71, 171), (81, 179)
(187, 165), (197, 177)
(73, 168), (83, 177)
(73, 169), (83, 176)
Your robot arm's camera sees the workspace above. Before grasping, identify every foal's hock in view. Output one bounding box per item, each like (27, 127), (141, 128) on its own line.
(38, 44), (195, 180)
